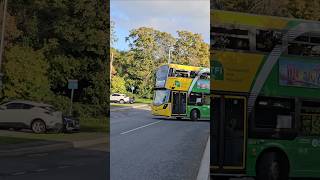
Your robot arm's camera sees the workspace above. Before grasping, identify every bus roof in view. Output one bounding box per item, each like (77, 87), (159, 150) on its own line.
(211, 9), (320, 30)
(164, 64), (204, 72)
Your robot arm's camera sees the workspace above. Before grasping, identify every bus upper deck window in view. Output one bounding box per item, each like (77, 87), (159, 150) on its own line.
(256, 29), (283, 52)
(190, 71), (196, 78)
(168, 68), (174, 77)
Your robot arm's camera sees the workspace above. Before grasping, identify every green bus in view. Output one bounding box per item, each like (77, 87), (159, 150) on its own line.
(211, 10), (320, 180)
(152, 64), (210, 120)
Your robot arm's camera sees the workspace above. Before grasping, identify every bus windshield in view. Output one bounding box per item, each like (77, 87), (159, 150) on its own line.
(153, 90), (170, 106)
(155, 65), (169, 88)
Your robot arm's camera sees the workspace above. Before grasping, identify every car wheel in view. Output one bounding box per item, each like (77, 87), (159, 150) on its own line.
(119, 99), (125, 104)
(190, 109), (199, 121)
(31, 120), (46, 134)
(256, 152), (289, 180)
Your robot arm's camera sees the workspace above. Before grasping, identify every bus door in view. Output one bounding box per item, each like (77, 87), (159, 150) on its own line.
(211, 95), (247, 173)
(171, 91), (187, 115)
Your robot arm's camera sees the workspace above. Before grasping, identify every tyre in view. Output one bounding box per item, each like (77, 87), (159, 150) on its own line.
(31, 120), (46, 134)
(190, 109), (199, 121)
(119, 99), (125, 104)
(256, 152), (289, 180)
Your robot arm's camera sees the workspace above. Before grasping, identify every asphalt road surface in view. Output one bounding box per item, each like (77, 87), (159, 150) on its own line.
(0, 143), (109, 180)
(110, 106), (210, 180)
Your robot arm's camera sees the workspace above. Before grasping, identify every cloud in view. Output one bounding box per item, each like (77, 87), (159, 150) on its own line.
(111, 0), (209, 46)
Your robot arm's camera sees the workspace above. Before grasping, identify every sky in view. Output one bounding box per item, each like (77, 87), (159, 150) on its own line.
(110, 0), (210, 51)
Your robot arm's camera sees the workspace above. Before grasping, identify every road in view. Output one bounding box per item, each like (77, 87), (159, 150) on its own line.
(0, 143), (109, 180)
(110, 106), (210, 180)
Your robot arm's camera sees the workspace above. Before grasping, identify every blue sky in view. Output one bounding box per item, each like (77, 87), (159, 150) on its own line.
(111, 0), (209, 51)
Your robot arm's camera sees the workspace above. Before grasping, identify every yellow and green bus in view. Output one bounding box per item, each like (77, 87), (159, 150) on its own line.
(211, 10), (320, 180)
(152, 64), (210, 120)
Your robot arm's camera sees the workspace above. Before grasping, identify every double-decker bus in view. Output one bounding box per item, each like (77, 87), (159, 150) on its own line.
(152, 64), (210, 120)
(211, 10), (320, 180)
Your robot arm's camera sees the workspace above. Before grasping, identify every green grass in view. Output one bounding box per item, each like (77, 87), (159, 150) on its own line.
(0, 136), (41, 144)
(80, 116), (109, 133)
(110, 103), (133, 107)
(134, 98), (152, 104)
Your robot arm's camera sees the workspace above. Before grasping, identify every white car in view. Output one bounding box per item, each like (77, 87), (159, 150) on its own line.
(110, 93), (130, 104)
(0, 100), (63, 133)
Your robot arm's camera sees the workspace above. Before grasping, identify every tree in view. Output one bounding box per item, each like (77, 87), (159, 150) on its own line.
(7, 0), (109, 107)
(111, 75), (126, 94)
(173, 31), (209, 67)
(119, 27), (210, 98)
(3, 45), (51, 101)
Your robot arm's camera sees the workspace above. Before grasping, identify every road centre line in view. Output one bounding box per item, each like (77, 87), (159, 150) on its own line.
(120, 120), (162, 135)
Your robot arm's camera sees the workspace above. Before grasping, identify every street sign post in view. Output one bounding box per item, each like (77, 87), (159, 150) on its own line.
(68, 79), (78, 116)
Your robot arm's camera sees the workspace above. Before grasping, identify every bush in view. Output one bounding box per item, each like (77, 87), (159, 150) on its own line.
(47, 95), (70, 115)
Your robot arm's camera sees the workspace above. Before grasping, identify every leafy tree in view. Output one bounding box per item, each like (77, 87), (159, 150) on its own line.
(111, 75), (126, 94)
(3, 45), (51, 101)
(173, 31), (209, 67)
(118, 27), (209, 98)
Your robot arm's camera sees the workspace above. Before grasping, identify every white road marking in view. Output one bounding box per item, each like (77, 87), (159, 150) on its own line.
(120, 120), (162, 135)
(11, 172), (26, 176)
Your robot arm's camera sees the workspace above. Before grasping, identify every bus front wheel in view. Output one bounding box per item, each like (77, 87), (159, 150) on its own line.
(190, 109), (199, 121)
(256, 152), (289, 180)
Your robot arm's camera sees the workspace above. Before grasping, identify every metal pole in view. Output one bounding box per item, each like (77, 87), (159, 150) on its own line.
(69, 89), (74, 116)
(0, 0), (8, 72)
(168, 49), (172, 64)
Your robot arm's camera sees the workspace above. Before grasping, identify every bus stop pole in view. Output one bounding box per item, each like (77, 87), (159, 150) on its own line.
(69, 89), (74, 116)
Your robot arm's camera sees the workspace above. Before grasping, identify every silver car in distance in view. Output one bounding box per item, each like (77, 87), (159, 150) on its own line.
(0, 100), (63, 133)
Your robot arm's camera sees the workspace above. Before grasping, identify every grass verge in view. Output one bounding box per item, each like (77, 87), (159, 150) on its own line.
(0, 136), (41, 145)
(80, 116), (109, 133)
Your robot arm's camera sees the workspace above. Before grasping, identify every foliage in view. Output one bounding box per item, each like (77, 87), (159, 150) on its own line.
(3, 45), (51, 101)
(173, 31), (209, 67)
(115, 27), (209, 98)
(111, 75), (127, 94)
(0, 0), (109, 120)
(213, 0), (320, 20)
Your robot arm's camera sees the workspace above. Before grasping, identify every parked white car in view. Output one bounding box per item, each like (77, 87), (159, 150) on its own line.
(0, 100), (63, 133)
(110, 93), (131, 104)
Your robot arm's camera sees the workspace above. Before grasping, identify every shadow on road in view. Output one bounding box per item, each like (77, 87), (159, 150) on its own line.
(152, 117), (210, 122)
(0, 145), (109, 180)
